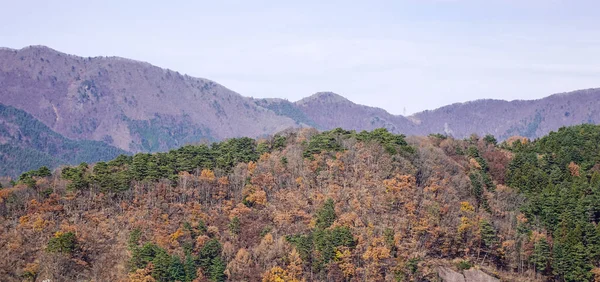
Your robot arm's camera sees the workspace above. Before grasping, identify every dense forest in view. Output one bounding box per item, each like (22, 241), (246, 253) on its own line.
(0, 104), (127, 177)
(2, 125), (600, 281)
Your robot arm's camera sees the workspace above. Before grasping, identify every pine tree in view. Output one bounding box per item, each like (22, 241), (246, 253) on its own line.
(315, 199), (336, 230)
(152, 248), (171, 282)
(131, 153), (150, 181)
(479, 219), (496, 249)
(184, 252), (197, 282)
(168, 256), (186, 282)
(228, 216), (241, 235)
(209, 257), (226, 282)
(566, 242), (592, 282)
(36, 166), (51, 177)
(198, 239), (222, 270)
(531, 237), (550, 274)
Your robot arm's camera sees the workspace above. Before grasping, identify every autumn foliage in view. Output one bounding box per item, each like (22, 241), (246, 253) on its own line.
(2, 126), (592, 281)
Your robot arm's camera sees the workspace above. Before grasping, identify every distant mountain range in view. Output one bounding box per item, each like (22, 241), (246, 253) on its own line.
(1, 45), (600, 175)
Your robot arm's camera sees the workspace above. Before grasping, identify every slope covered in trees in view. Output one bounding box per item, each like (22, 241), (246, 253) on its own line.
(2, 126), (600, 281)
(505, 124), (600, 281)
(0, 104), (128, 177)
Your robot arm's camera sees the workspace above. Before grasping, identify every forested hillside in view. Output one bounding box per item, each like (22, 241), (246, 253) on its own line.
(0, 104), (127, 177)
(2, 126), (600, 281)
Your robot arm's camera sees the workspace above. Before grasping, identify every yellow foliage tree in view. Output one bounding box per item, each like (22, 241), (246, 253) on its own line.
(262, 266), (299, 282)
(128, 268), (156, 282)
(246, 189), (268, 206)
(287, 248), (303, 280)
(334, 247), (356, 278)
(199, 169), (216, 182)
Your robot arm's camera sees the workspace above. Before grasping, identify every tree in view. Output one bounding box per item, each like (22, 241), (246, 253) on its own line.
(46, 231), (77, 254)
(315, 199), (336, 230)
(36, 166), (52, 177)
(131, 153), (150, 181)
(198, 239), (222, 270)
(184, 252), (197, 281)
(483, 135), (497, 146)
(209, 256), (226, 282)
(151, 248), (171, 282)
(168, 256), (186, 282)
(479, 219), (497, 250)
(228, 216), (241, 235)
(531, 237), (550, 275)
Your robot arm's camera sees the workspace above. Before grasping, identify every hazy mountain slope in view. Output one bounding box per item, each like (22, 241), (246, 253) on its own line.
(410, 88), (600, 139)
(0, 46), (298, 152)
(2, 45), (600, 152)
(0, 104), (127, 177)
(294, 92), (417, 134)
(253, 98), (319, 128)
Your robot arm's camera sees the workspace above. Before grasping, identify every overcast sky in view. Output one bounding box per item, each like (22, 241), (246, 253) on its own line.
(1, 0), (599, 114)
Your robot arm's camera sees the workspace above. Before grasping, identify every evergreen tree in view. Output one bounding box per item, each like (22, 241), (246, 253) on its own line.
(184, 252), (197, 282)
(131, 153), (150, 181)
(198, 239), (222, 270)
(479, 219), (496, 250)
(46, 232), (77, 254)
(530, 237), (550, 274)
(315, 199), (336, 230)
(228, 216), (241, 235)
(208, 257), (226, 282)
(152, 248), (171, 282)
(36, 166), (51, 177)
(168, 256), (186, 282)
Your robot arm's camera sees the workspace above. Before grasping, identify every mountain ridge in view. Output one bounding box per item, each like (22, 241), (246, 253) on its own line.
(1, 45), (600, 156)
(0, 45), (299, 152)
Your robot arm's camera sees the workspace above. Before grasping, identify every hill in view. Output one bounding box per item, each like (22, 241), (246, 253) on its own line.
(294, 92), (417, 133)
(4, 125), (600, 281)
(0, 104), (127, 177)
(0, 46), (299, 153)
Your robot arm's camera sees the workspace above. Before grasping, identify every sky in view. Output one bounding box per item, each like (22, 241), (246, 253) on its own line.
(1, 0), (600, 115)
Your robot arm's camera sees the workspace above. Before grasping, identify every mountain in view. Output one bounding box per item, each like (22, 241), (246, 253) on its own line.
(410, 88), (600, 139)
(253, 98), (320, 128)
(2, 45), (600, 159)
(294, 92), (417, 133)
(0, 104), (127, 177)
(291, 90), (600, 140)
(0, 46), (299, 153)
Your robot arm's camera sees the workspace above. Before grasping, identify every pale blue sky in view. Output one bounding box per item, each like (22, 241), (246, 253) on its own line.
(1, 0), (599, 114)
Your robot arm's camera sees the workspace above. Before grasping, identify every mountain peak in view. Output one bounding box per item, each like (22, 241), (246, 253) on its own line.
(3, 45), (68, 56)
(296, 92), (351, 105)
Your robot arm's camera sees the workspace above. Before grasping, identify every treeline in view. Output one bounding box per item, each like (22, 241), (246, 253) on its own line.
(16, 128), (411, 194)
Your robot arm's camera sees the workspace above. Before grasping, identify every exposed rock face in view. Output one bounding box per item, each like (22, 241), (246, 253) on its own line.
(438, 267), (466, 282)
(438, 267), (500, 282)
(463, 268), (500, 282)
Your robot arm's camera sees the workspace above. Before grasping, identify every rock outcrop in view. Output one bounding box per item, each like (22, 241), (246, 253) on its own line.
(438, 267), (500, 282)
